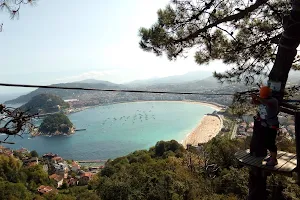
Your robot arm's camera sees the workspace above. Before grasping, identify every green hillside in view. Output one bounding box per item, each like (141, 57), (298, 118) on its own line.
(19, 94), (69, 115)
(5, 81), (120, 104)
(1, 138), (298, 199)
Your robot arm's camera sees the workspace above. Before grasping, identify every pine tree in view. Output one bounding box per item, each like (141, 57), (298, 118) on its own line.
(139, 0), (300, 94)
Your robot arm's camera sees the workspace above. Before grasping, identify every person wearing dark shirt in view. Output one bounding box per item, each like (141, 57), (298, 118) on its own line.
(251, 86), (279, 166)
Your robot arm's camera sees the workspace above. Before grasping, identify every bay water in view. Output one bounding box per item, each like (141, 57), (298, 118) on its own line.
(0, 101), (214, 160)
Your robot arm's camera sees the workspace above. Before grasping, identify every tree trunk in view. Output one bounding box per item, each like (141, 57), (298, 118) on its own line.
(249, 1), (300, 199)
(268, 0), (300, 100)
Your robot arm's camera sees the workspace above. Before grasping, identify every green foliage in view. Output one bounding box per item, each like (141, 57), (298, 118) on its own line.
(21, 165), (52, 190)
(213, 167), (249, 199)
(0, 154), (52, 193)
(39, 113), (73, 134)
(30, 150), (39, 158)
(282, 182), (300, 200)
(1, 138), (300, 199)
(0, 154), (23, 182)
(59, 185), (100, 200)
(97, 140), (238, 200)
(65, 160), (72, 165)
(43, 192), (76, 200)
(61, 182), (68, 189)
(0, 180), (32, 200)
(95, 138), (300, 199)
(276, 135), (297, 154)
(19, 93), (69, 115)
(139, 0), (299, 84)
(228, 101), (257, 117)
(203, 136), (242, 168)
(76, 191), (101, 200)
(152, 140), (186, 158)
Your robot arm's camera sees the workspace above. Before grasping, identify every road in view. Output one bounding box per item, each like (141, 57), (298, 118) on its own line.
(231, 124), (238, 139)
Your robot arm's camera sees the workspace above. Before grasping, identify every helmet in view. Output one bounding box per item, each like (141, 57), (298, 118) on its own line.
(259, 86), (271, 98)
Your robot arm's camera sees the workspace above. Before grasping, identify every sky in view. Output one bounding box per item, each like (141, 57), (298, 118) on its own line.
(0, 0), (229, 94)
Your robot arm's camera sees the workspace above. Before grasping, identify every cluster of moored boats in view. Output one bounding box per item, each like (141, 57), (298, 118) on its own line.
(100, 108), (156, 127)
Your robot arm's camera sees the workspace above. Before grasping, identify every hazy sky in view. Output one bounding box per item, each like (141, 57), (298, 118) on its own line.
(0, 0), (229, 94)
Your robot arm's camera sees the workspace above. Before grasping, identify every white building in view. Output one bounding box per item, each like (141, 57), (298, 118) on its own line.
(54, 162), (68, 172)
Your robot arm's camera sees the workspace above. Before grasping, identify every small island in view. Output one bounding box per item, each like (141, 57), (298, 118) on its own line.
(19, 93), (70, 115)
(35, 113), (75, 136)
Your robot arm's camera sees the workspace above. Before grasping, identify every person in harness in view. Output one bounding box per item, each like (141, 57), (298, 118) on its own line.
(251, 86), (279, 166)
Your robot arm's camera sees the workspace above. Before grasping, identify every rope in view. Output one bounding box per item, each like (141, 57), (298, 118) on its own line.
(0, 83), (235, 96)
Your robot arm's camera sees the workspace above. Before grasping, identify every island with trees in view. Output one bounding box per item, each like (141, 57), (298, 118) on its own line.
(36, 113), (75, 136)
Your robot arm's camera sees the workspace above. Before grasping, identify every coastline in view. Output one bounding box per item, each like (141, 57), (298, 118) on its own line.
(116, 100), (223, 146)
(67, 100), (224, 147)
(114, 100), (224, 146)
(2, 100), (225, 161)
(66, 100), (224, 117)
(182, 114), (222, 147)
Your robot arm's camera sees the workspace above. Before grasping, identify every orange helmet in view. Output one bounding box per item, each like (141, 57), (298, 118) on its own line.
(259, 86), (271, 98)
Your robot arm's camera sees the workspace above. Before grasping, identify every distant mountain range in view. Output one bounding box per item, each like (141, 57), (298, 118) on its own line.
(75, 79), (118, 85)
(4, 70), (300, 105)
(4, 82), (121, 104)
(125, 70), (213, 87)
(4, 70), (215, 104)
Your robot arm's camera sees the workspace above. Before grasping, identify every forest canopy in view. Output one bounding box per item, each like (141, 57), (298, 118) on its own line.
(39, 113), (73, 134)
(19, 94), (70, 115)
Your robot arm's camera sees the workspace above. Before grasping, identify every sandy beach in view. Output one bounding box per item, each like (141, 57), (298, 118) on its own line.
(182, 114), (222, 147)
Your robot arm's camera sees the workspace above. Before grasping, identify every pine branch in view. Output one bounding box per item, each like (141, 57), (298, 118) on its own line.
(0, 104), (37, 140)
(174, 0), (269, 43)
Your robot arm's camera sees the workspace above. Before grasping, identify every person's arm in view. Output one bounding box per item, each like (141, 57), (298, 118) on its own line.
(251, 95), (260, 105)
(251, 94), (276, 108)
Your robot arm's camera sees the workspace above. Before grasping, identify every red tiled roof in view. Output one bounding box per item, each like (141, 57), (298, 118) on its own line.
(51, 156), (63, 161)
(67, 178), (78, 185)
(81, 172), (93, 178)
(37, 185), (55, 194)
(49, 174), (63, 182)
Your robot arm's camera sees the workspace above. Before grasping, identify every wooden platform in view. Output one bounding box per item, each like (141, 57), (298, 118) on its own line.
(235, 149), (297, 175)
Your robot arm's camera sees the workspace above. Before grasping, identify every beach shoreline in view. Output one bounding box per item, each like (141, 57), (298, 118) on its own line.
(118, 100), (224, 146)
(182, 114), (222, 147)
(67, 100), (224, 146)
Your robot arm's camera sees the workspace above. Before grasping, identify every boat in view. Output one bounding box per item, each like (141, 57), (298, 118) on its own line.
(75, 129), (87, 132)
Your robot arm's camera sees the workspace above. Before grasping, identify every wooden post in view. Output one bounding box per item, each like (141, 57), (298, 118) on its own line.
(295, 111), (300, 185)
(248, 118), (268, 200)
(248, 168), (267, 200)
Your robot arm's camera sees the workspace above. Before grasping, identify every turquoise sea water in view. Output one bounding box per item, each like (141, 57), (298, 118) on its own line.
(0, 102), (214, 160)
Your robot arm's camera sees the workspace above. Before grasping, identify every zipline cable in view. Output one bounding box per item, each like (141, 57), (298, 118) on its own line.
(0, 83), (236, 96)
